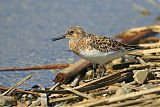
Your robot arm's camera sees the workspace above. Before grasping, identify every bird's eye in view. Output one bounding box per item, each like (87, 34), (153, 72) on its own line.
(70, 31), (74, 34)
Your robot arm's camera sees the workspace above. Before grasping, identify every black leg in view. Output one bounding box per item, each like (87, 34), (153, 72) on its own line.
(92, 63), (97, 80)
(100, 64), (106, 77)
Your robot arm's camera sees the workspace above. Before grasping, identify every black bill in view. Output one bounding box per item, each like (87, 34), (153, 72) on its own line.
(51, 35), (65, 41)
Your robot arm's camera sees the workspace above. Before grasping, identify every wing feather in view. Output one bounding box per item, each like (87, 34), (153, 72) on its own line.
(87, 33), (143, 52)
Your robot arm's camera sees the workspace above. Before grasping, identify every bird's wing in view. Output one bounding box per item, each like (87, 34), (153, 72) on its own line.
(87, 33), (142, 52)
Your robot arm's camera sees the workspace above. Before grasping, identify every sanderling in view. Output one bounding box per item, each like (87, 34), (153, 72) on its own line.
(52, 26), (143, 79)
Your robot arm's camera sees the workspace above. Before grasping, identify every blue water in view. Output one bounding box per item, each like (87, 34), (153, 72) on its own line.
(0, 0), (159, 88)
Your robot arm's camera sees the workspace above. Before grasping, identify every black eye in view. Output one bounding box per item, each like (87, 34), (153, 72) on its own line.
(70, 31), (74, 34)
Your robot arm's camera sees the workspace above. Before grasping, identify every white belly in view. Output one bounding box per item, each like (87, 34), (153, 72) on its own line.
(79, 49), (129, 64)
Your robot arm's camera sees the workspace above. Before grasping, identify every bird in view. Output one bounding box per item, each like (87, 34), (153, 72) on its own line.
(51, 26), (143, 79)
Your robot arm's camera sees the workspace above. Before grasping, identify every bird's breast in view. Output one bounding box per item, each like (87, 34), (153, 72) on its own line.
(69, 39), (90, 55)
(69, 40), (80, 54)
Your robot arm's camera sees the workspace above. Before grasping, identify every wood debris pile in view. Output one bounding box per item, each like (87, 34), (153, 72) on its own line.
(0, 25), (160, 107)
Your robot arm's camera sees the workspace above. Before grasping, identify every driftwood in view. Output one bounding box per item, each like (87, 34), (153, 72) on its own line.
(49, 86), (117, 104)
(0, 64), (69, 71)
(78, 86), (160, 107)
(49, 96), (80, 104)
(72, 65), (148, 91)
(116, 25), (160, 44)
(35, 67), (132, 94)
(34, 72), (130, 94)
(61, 86), (93, 99)
(104, 95), (160, 107)
(48, 85), (118, 104)
(54, 59), (91, 83)
(35, 64), (148, 96)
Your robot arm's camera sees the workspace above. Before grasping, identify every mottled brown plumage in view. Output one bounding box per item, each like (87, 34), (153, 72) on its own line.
(86, 33), (142, 52)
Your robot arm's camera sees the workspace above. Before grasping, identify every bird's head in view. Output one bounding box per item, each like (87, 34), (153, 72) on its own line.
(65, 26), (85, 39)
(51, 26), (85, 41)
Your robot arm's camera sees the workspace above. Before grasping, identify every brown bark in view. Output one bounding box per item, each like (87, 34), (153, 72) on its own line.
(54, 59), (91, 83)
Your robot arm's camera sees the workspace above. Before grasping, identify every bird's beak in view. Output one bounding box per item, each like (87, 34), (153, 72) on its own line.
(51, 35), (66, 41)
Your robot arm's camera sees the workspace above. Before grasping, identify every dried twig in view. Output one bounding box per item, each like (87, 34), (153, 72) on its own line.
(139, 41), (160, 48)
(141, 55), (160, 60)
(132, 48), (160, 54)
(70, 75), (82, 87)
(61, 86), (93, 99)
(136, 56), (147, 65)
(0, 64), (69, 71)
(49, 96), (80, 104)
(80, 86), (160, 107)
(50, 82), (61, 90)
(0, 86), (40, 96)
(2, 75), (32, 96)
(107, 95), (160, 107)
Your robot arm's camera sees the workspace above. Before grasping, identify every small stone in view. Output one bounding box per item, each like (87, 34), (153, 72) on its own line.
(154, 72), (160, 78)
(114, 87), (126, 96)
(108, 85), (119, 92)
(102, 94), (108, 97)
(21, 94), (27, 101)
(133, 70), (149, 84)
(28, 94), (33, 99)
(26, 100), (32, 106)
(85, 70), (93, 79)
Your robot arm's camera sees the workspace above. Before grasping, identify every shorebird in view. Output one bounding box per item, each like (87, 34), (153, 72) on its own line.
(51, 26), (143, 79)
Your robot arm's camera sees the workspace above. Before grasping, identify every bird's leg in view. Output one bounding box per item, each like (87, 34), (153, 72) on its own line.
(92, 63), (97, 80)
(100, 64), (106, 77)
